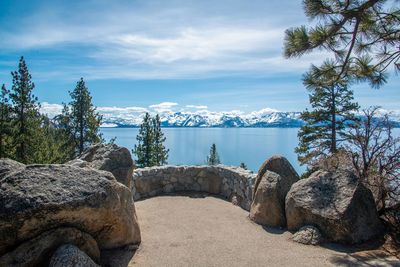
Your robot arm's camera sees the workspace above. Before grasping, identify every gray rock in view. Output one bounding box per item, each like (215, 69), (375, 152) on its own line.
(0, 158), (25, 179)
(253, 155), (299, 197)
(0, 163), (141, 256)
(49, 244), (99, 267)
(292, 225), (322, 245)
(285, 170), (384, 244)
(69, 144), (134, 188)
(0, 227), (100, 267)
(250, 170), (297, 227)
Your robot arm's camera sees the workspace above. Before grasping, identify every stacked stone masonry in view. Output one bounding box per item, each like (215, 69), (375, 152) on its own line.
(132, 165), (256, 211)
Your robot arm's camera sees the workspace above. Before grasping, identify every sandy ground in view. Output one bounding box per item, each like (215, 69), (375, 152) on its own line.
(129, 194), (399, 267)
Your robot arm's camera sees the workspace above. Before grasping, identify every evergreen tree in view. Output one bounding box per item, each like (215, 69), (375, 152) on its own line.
(284, 0), (399, 88)
(295, 62), (359, 165)
(133, 113), (154, 168)
(67, 78), (102, 155)
(240, 162), (247, 170)
(10, 56), (41, 163)
(0, 84), (13, 158)
(34, 115), (74, 164)
(207, 143), (221, 165)
(152, 114), (169, 165)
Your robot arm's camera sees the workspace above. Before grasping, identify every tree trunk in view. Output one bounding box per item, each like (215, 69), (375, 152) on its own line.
(331, 88), (337, 153)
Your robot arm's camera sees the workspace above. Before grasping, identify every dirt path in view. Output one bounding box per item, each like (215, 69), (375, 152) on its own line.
(129, 195), (398, 267)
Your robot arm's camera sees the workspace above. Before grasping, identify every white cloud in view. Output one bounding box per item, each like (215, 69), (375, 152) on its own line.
(40, 102), (63, 118)
(186, 105), (208, 109)
(149, 102), (179, 112)
(0, 1), (321, 80)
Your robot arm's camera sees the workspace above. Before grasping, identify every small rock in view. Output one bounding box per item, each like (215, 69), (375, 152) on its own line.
(292, 226), (322, 245)
(49, 244), (99, 267)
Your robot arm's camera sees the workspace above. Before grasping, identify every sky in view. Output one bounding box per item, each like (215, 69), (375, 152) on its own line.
(0, 0), (399, 115)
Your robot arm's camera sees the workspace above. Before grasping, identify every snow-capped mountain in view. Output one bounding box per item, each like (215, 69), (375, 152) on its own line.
(100, 109), (303, 128)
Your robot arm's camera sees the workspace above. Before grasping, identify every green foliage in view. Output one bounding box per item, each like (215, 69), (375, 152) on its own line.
(296, 63), (359, 165)
(152, 114), (169, 166)
(62, 78), (103, 156)
(9, 56), (42, 164)
(207, 143), (221, 165)
(0, 84), (13, 158)
(239, 162), (247, 170)
(284, 0), (399, 88)
(133, 113), (169, 168)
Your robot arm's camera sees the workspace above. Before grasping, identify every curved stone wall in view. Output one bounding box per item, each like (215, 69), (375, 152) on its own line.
(131, 165), (256, 210)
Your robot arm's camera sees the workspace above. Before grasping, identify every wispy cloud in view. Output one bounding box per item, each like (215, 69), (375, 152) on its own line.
(0, 0), (322, 80)
(149, 102), (179, 112)
(186, 105), (208, 109)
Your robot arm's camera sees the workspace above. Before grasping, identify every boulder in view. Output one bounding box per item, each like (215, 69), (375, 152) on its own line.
(291, 225), (322, 245)
(250, 170), (297, 227)
(253, 155), (299, 197)
(0, 227), (100, 267)
(0, 163), (141, 256)
(49, 244), (99, 267)
(68, 144), (134, 188)
(285, 170), (384, 244)
(0, 158), (25, 179)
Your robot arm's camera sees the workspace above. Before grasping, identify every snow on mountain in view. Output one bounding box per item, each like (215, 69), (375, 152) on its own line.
(100, 109), (303, 127)
(39, 102), (400, 128)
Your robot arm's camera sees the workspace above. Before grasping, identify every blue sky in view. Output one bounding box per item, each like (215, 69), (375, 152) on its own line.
(0, 0), (399, 114)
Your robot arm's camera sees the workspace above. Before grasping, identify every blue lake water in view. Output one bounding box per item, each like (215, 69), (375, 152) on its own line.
(101, 127), (305, 174)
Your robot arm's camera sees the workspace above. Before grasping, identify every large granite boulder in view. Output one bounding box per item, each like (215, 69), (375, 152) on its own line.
(0, 227), (100, 267)
(68, 144), (134, 188)
(250, 170), (297, 227)
(49, 244), (100, 267)
(0, 158), (25, 178)
(249, 156), (299, 227)
(285, 170), (384, 243)
(253, 155), (299, 197)
(0, 162), (141, 257)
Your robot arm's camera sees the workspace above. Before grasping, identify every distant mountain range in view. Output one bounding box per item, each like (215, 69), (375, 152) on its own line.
(100, 109), (304, 128)
(100, 109), (399, 128)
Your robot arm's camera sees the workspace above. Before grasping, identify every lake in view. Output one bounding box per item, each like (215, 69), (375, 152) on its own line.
(101, 127), (305, 174)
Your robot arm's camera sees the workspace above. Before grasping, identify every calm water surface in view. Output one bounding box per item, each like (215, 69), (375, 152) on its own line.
(101, 127), (305, 174)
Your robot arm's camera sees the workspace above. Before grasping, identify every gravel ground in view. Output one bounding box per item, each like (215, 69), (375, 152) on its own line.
(129, 195), (398, 267)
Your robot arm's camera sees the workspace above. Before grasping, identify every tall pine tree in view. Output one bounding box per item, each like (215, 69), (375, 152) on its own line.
(133, 113), (154, 168)
(0, 84), (13, 158)
(152, 114), (169, 166)
(296, 62), (359, 165)
(10, 56), (41, 163)
(65, 78), (102, 155)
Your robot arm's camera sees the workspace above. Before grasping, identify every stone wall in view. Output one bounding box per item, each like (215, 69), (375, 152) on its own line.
(132, 165), (256, 211)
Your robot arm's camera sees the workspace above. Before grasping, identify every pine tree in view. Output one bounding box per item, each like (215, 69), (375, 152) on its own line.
(10, 56), (41, 163)
(284, 0), (399, 88)
(133, 113), (154, 168)
(240, 162), (247, 170)
(152, 114), (169, 166)
(295, 62), (359, 165)
(207, 143), (221, 165)
(67, 78), (102, 155)
(0, 84), (13, 158)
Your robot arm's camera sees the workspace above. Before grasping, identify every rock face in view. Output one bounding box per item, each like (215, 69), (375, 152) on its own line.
(253, 155), (299, 197)
(0, 161), (141, 257)
(0, 158), (25, 178)
(49, 245), (100, 267)
(285, 170), (384, 244)
(132, 165), (256, 210)
(292, 225), (322, 245)
(249, 156), (299, 227)
(68, 144), (134, 188)
(0, 227), (100, 267)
